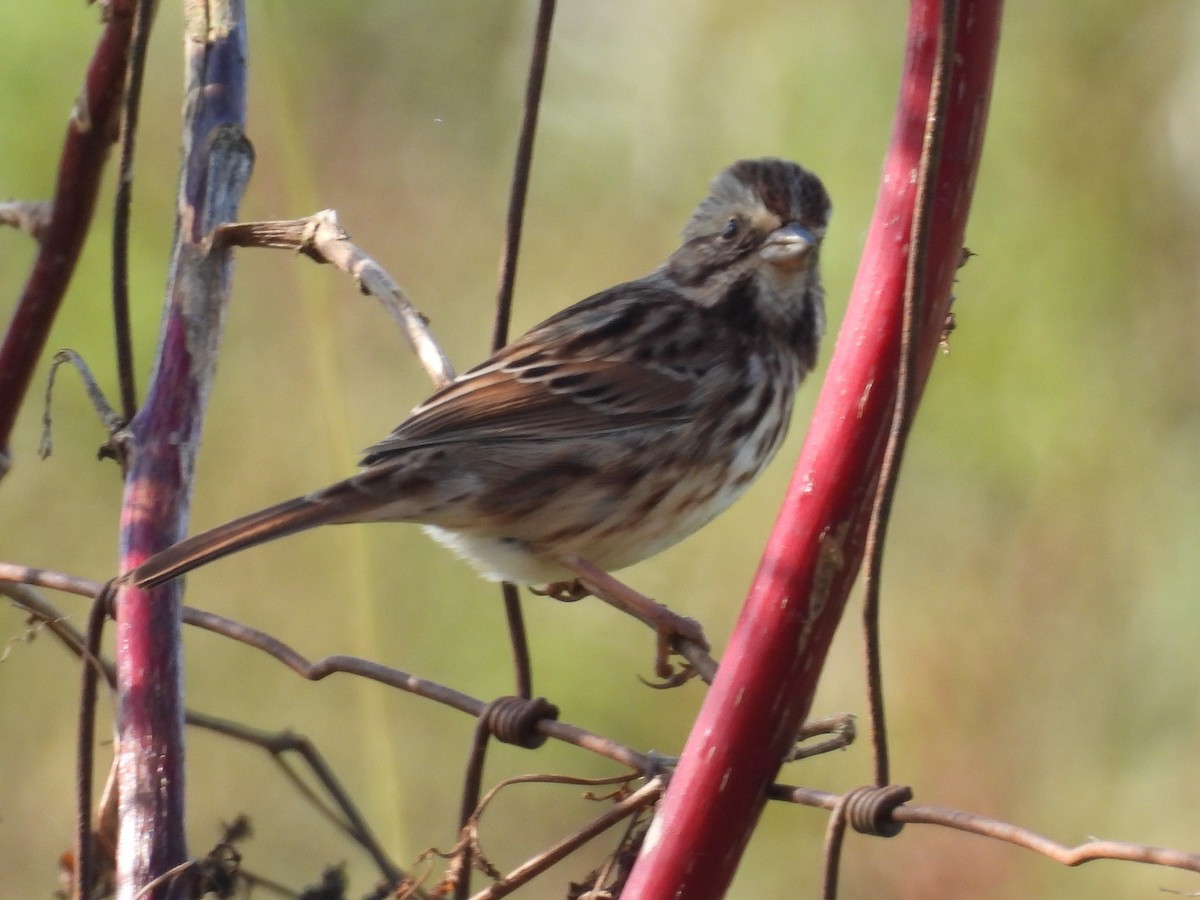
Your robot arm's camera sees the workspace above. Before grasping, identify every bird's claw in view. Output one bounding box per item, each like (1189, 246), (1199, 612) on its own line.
(641, 661), (699, 689)
(650, 614), (708, 682)
(530, 580), (589, 602)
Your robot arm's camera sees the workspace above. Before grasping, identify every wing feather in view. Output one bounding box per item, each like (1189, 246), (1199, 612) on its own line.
(361, 283), (711, 464)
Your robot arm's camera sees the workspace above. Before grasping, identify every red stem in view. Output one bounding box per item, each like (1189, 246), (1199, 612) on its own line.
(621, 2), (1003, 897)
(0, 2), (135, 458)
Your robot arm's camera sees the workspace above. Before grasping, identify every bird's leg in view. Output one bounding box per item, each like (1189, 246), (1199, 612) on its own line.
(554, 553), (709, 679)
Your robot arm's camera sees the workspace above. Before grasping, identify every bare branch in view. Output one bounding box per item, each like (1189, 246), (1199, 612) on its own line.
(2, 581), (410, 892)
(213, 211), (456, 389)
(0, 562), (657, 774)
(0, 1), (135, 459)
(39, 349), (129, 466)
(774, 784), (1200, 875)
(8, 564), (1200, 890)
(188, 712), (408, 889)
(466, 778), (662, 900)
(0, 200), (54, 241)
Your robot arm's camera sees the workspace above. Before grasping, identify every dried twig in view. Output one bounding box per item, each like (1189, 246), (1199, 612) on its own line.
(490, 0), (555, 351)
(787, 713), (858, 761)
(466, 777), (663, 900)
(189, 713), (407, 889)
(0, 200), (54, 241)
(859, 0), (959, 794)
(7, 565), (1200, 889)
(776, 784), (1200, 875)
(110, 0), (158, 421)
(212, 211), (455, 389)
(490, 0), (557, 708)
(39, 349), (129, 466)
(0, 562), (652, 769)
(0, 578), (410, 891)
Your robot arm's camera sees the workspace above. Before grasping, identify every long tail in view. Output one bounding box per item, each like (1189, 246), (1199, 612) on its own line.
(128, 491), (347, 589)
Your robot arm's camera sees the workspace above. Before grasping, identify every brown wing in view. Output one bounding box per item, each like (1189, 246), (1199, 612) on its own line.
(361, 283), (712, 464)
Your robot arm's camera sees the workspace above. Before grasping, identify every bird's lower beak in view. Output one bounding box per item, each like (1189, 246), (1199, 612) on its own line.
(760, 223), (816, 268)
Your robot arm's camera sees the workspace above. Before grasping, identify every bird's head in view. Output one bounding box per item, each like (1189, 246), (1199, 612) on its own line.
(666, 158), (832, 365)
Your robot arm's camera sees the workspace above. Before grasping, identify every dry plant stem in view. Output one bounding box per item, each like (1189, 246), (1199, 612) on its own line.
(0, 580), (105, 665)
(229, 870), (297, 898)
(453, 717), (496, 900)
(0, 578), (407, 892)
(820, 793), (853, 900)
(788, 713), (858, 761)
(500, 581), (532, 697)
(450, 696), (564, 898)
(212, 212), (455, 388)
(0, 564), (652, 771)
(8, 574), (1200, 883)
(0, 200), (54, 241)
(861, 0), (959, 797)
(621, 3), (1003, 898)
(457, 771), (647, 895)
(0, 0), (135, 462)
(489, 0), (555, 351)
(77, 589), (113, 900)
(111, 0), (160, 421)
(673, 634), (718, 684)
(0, 563), (106, 598)
(128, 862), (198, 900)
(6, 576), (120, 886)
(180, 603), (654, 772)
(490, 1), (554, 699)
(466, 778), (663, 900)
(189, 712), (407, 889)
(773, 786), (1200, 875)
(110, 2), (251, 897)
(40, 349), (127, 463)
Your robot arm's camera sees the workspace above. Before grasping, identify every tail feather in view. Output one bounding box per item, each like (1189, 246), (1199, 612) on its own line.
(128, 493), (336, 589)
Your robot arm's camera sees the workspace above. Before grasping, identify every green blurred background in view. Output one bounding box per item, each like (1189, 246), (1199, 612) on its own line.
(3, 2), (1199, 897)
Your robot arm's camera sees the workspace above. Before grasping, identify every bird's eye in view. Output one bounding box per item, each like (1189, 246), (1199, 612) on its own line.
(720, 217), (740, 240)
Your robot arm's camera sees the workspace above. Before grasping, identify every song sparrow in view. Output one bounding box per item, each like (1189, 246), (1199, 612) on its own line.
(126, 158), (831, 665)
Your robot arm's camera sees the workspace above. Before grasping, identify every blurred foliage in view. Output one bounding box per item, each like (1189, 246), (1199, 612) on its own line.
(2, 2), (1199, 898)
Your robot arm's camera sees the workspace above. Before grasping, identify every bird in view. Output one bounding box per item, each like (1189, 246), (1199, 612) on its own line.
(124, 158), (831, 670)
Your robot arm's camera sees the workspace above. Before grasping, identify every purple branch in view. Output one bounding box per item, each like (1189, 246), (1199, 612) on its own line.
(111, 2), (251, 897)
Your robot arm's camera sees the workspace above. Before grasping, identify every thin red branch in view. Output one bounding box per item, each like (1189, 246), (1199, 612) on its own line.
(622, 2), (1004, 897)
(0, 1), (136, 460)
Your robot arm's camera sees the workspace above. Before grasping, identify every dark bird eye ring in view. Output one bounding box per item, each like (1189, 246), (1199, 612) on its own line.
(720, 217), (739, 240)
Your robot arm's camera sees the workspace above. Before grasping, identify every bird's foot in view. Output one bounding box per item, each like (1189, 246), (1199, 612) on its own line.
(530, 580), (590, 603)
(553, 554), (711, 681)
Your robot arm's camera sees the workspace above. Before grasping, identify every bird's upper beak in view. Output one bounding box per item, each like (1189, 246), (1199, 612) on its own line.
(759, 223), (817, 269)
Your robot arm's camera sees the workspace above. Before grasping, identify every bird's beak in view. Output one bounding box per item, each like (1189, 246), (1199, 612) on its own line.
(760, 223), (816, 268)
